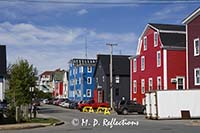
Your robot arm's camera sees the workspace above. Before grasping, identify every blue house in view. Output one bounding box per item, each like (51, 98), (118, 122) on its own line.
(68, 58), (97, 101)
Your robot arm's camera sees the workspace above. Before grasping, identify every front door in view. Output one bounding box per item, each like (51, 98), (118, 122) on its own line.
(176, 77), (185, 90)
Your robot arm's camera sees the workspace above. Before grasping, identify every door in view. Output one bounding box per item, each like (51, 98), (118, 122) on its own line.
(176, 77), (185, 90)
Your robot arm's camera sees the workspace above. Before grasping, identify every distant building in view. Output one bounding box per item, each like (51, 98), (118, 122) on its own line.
(183, 8), (200, 89)
(0, 45), (7, 101)
(68, 58), (96, 101)
(94, 54), (130, 103)
(39, 71), (54, 93)
(52, 69), (65, 98)
(63, 71), (69, 98)
(130, 23), (186, 104)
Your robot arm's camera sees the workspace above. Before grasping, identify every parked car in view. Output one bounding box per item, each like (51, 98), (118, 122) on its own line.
(78, 99), (109, 111)
(115, 100), (146, 115)
(54, 98), (65, 106)
(43, 99), (49, 104)
(0, 100), (7, 110)
(69, 101), (78, 109)
(33, 99), (41, 106)
(59, 99), (71, 108)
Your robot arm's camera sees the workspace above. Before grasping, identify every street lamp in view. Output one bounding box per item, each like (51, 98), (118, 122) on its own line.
(106, 43), (118, 109)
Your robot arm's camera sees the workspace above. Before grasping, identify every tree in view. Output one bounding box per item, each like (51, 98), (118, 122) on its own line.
(6, 59), (37, 122)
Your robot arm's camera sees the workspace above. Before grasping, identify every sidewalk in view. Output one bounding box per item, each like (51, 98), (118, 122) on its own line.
(0, 123), (51, 130)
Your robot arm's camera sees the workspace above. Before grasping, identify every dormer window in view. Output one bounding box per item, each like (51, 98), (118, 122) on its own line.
(143, 36), (147, 51)
(154, 32), (158, 47)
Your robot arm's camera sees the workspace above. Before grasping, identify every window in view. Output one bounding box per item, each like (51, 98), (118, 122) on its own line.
(144, 36), (147, 51)
(87, 77), (92, 84)
(141, 79), (145, 94)
(115, 76), (120, 83)
(141, 56), (145, 71)
(148, 78), (153, 91)
(157, 51), (161, 67)
(79, 78), (81, 84)
(88, 66), (92, 73)
(102, 76), (105, 82)
(115, 88), (119, 96)
(154, 32), (158, 47)
(194, 68), (200, 85)
(157, 77), (161, 90)
(133, 58), (137, 72)
(79, 66), (83, 73)
(176, 77), (185, 90)
(77, 90), (81, 97)
(194, 38), (199, 56)
(87, 89), (91, 97)
(133, 80), (137, 93)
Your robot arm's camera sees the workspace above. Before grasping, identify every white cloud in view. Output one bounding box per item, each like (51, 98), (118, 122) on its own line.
(151, 5), (186, 21)
(1, 22), (137, 73)
(77, 9), (88, 15)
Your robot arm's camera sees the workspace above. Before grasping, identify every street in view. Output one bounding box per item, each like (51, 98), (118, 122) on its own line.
(2, 104), (200, 133)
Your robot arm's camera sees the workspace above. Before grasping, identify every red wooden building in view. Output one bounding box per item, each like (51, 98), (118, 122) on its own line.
(130, 23), (186, 104)
(183, 8), (200, 89)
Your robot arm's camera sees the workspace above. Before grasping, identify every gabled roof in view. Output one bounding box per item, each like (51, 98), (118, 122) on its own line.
(136, 23), (186, 55)
(183, 7), (200, 24)
(40, 71), (54, 76)
(94, 54), (130, 76)
(149, 23), (185, 32)
(160, 33), (186, 48)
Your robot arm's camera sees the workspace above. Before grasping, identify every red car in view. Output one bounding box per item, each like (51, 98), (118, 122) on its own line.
(78, 99), (109, 111)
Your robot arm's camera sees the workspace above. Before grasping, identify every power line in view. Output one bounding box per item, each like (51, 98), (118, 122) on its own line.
(0, 0), (200, 4)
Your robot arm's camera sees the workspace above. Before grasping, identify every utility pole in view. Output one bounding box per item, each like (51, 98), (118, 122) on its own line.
(106, 43), (118, 109)
(85, 36), (88, 58)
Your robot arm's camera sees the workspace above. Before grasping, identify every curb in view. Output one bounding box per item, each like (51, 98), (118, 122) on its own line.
(191, 120), (200, 126)
(53, 121), (65, 126)
(0, 123), (51, 130)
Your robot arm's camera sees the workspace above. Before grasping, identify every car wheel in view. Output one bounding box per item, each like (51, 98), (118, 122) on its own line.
(122, 109), (128, 115)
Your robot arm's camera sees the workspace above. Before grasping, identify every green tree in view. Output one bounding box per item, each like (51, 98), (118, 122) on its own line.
(6, 59), (37, 121)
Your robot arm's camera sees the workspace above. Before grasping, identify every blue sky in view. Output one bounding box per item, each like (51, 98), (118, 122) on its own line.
(0, 0), (199, 73)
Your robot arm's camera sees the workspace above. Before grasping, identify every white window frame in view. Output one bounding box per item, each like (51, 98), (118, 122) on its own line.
(157, 76), (162, 90)
(115, 76), (120, 83)
(87, 77), (92, 84)
(144, 36), (147, 51)
(133, 58), (137, 72)
(79, 66), (83, 73)
(79, 77), (81, 84)
(194, 38), (199, 56)
(148, 78), (153, 91)
(102, 76), (105, 82)
(141, 79), (145, 94)
(194, 68), (200, 85)
(86, 89), (91, 97)
(133, 80), (137, 94)
(87, 66), (92, 73)
(176, 76), (185, 90)
(154, 32), (158, 47)
(157, 51), (161, 67)
(141, 56), (145, 71)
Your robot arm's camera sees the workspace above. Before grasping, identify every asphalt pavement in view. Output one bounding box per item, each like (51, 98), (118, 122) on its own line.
(1, 104), (200, 133)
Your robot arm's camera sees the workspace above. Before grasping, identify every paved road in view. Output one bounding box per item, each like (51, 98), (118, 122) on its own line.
(2, 104), (200, 133)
